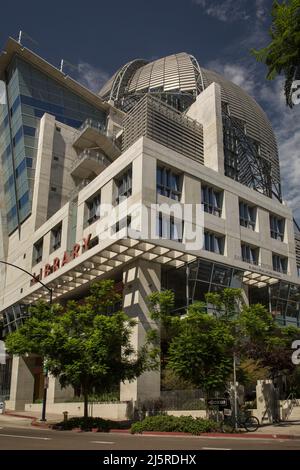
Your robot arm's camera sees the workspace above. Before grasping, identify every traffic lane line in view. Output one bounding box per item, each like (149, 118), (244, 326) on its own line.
(90, 440), (115, 444)
(0, 433), (51, 440)
(202, 447), (231, 450)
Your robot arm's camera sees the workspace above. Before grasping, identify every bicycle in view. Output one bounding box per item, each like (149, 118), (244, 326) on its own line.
(221, 411), (260, 433)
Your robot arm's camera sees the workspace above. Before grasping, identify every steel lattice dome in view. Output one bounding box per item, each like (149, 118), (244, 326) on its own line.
(99, 53), (281, 199)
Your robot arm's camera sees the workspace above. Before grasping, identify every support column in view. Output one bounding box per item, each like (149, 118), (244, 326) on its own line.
(186, 82), (224, 173)
(6, 355), (34, 410)
(120, 259), (161, 403)
(47, 374), (74, 404)
(256, 379), (279, 424)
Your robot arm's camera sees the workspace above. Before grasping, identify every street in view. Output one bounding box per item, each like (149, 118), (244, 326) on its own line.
(0, 425), (300, 450)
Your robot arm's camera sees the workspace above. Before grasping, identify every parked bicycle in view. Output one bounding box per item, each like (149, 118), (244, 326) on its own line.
(221, 410), (260, 433)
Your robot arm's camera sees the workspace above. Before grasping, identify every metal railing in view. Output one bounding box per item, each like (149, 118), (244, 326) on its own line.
(79, 118), (106, 134)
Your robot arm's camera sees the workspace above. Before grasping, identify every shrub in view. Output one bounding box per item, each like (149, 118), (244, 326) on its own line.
(131, 415), (220, 435)
(53, 417), (111, 432)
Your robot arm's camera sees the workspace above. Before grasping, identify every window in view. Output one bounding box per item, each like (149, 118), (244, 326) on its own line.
(297, 266), (300, 277)
(115, 167), (132, 204)
(239, 201), (256, 230)
(33, 238), (43, 265)
(18, 191), (29, 209)
(270, 215), (285, 241)
(13, 127), (23, 147)
(112, 216), (132, 234)
(157, 213), (183, 242)
(272, 254), (288, 274)
(23, 125), (36, 137)
(89, 236), (99, 249)
(241, 243), (258, 265)
(204, 231), (225, 254)
(202, 185), (223, 217)
(86, 193), (100, 225)
(51, 223), (62, 253)
(157, 166), (182, 201)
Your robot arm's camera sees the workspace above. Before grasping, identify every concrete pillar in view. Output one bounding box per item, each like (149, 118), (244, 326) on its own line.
(32, 114), (55, 230)
(256, 379), (279, 424)
(6, 356), (35, 410)
(186, 82), (224, 173)
(47, 375), (74, 404)
(120, 259), (161, 403)
(223, 191), (240, 259)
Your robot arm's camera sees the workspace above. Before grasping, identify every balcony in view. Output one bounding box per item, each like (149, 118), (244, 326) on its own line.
(71, 149), (111, 179)
(73, 118), (121, 161)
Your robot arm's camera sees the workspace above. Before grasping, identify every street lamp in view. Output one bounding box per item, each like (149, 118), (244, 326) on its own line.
(0, 260), (53, 421)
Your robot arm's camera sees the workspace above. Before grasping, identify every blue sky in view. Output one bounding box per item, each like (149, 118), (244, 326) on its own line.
(1, 0), (299, 221)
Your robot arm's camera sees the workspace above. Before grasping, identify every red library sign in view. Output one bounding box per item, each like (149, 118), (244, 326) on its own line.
(31, 234), (92, 285)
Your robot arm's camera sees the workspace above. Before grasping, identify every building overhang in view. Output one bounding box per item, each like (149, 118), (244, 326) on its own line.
(2, 231), (293, 310)
(10, 236), (197, 307)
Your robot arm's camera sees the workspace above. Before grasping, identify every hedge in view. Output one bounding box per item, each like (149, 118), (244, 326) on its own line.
(131, 415), (220, 435)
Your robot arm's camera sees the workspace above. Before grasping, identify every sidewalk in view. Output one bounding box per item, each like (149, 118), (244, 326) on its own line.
(0, 410), (67, 428)
(255, 420), (300, 436)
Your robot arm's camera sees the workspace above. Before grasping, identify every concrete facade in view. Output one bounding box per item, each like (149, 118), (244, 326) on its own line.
(0, 40), (300, 411)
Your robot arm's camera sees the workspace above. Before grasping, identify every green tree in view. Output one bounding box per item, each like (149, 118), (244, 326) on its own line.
(6, 280), (159, 418)
(238, 303), (300, 380)
(147, 290), (180, 368)
(167, 302), (235, 405)
(161, 288), (299, 397)
(205, 288), (243, 319)
(251, 0), (300, 107)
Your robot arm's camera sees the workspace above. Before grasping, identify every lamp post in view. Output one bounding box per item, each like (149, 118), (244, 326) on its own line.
(0, 260), (52, 421)
(233, 352), (238, 431)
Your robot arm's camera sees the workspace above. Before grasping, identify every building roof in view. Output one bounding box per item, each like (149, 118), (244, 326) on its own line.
(99, 52), (204, 102)
(0, 37), (123, 118)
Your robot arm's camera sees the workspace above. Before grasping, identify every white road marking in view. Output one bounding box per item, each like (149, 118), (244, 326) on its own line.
(91, 440), (115, 445)
(0, 433), (51, 441)
(202, 447), (231, 451)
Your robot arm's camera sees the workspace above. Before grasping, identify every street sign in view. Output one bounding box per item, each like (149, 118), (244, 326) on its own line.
(207, 398), (227, 406)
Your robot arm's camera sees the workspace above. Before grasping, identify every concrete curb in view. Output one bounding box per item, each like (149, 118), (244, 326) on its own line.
(110, 429), (300, 440)
(5, 411), (36, 420)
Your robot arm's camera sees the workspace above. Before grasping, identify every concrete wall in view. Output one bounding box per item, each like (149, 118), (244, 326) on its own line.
(5, 356), (35, 411)
(24, 401), (130, 420)
(166, 410), (206, 418)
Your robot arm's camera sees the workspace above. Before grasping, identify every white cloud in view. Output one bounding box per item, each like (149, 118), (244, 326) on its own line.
(193, 0), (250, 22)
(193, 0), (269, 24)
(255, 0), (267, 21)
(76, 61), (109, 93)
(207, 60), (256, 95)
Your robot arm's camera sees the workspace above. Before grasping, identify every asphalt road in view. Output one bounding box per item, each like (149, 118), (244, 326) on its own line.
(0, 425), (300, 450)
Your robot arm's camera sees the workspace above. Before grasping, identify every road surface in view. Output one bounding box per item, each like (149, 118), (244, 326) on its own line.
(0, 425), (300, 450)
